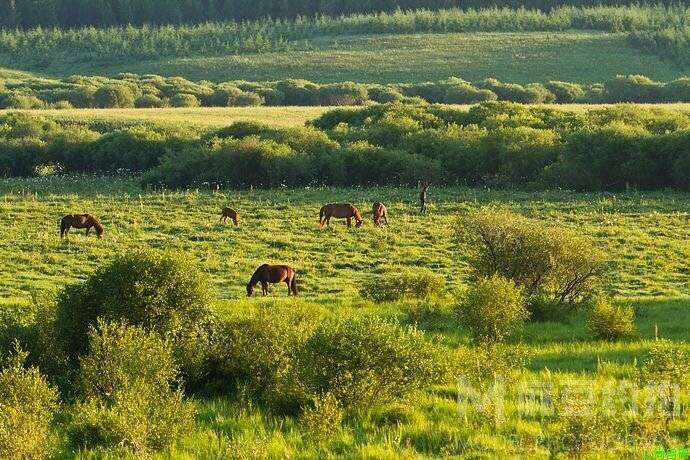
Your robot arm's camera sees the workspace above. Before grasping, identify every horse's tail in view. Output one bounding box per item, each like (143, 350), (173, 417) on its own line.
(59, 216), (68, 238)
(319, 206), (325, 226)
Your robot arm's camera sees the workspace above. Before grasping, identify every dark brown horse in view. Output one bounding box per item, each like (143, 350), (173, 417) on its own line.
(60, 214), (104, 239)
(247, 264), (297, 296)
(220, 207), (240, 226)
(372, 202), (389, 226)
(319, 203), (363, 228)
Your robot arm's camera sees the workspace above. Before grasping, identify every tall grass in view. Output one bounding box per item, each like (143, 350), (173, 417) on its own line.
(0, 6), (686, 66)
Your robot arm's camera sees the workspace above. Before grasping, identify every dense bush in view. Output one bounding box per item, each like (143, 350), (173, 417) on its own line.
(134, 94), (165, 108)
(586, 297), (636, 341)
(545, 81), (585, 103)
(456, 275), (529, 344)
(457, 208), (606, 314)
(5, 103), (690, 192)
(70, 321), (195, 456)
(94, 85), (135, 108)
(0, 347), (59, 459)
(294, 315), (447, 408)
(169, 93), (200, 107)
(209, 305), (322, 409)
(359, 268), (445, 302)
(640, 339), (690, 389)
(54, 250), (215, 386)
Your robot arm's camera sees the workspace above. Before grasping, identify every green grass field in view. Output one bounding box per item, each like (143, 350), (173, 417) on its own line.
(0, 106), (330, 128)
(14, 31), (686, 84)
(5, 102), (690, 129)
(2, 176), (690, 457)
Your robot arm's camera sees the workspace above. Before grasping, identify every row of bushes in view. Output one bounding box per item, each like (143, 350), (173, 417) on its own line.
(3, 102), (690, 191)
(5, 73), (690, 109)
(0, 6), (686, 66)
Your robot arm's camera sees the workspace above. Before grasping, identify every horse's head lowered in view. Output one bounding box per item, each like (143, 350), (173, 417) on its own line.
(246, 282), (254, 297)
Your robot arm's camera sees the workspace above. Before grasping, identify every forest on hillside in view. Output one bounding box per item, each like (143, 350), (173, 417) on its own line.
(1, 0), (686, 28)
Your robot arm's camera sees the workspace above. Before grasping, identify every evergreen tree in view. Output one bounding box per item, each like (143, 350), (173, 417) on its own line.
(111, 0), (134, 24)
(0, 0), (19, 28)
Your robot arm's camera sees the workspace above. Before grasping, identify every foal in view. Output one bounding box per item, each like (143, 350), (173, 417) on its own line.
(372, 202), (389, 226)
(220, 207), (240, 226)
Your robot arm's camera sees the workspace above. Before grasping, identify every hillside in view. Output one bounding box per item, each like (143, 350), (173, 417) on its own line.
(31, 31), (685, 85)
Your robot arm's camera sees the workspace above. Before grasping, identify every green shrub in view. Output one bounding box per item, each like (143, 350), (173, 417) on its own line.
(0, 91), (45, 109)
(661, 77), (690, 102)
(0, 346), (59, 459)
(210, 305), (322, 409)
(169, 93), (200, 107)
(455, 343), (529, 388)
(295, 315), (447, 408)
(545, 81), (585, 103)
(234, 91), (264, 107)
(359, 268), (445, 302)
(94, 85), (135, 108)
(444, 83), (497, 104)
(206, 85), (243, 106)
(605, 75), (662, 103)
(134, 94), (164, 108)
(318, 82), (369, 106)
(276, 79), (319, 105)
(55, 249), (215, 386)
(52, 100), (74, 109)
(456, 275), (529, 344)
(70, 321), (195, 456)
(586, 298), (636, 341)
(457, 208), (606, 313)
(368, 86), (404, 103)
(640, 339), (690, 389)
(300, 392), (344, 442)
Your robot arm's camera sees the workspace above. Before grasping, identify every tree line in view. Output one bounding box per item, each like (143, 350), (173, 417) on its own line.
(0, 0), (686, 29)
(2, 102), (690, 191)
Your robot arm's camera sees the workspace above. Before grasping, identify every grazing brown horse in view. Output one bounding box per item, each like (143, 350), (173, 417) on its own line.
(319, 203), (363, 228)
(247, 264), (297, 296)
(60, 214), (104, 239)
(220, 207), (240, 226)
(372, 202), (389, 226)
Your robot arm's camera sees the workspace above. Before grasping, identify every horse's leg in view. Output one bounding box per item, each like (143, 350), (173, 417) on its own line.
(261, 281), (268, 296)
(347, 217), (351, 228)
(286, 280), (291, 296)
(384, 214), (389, 225)
(86, 226), (90, 236)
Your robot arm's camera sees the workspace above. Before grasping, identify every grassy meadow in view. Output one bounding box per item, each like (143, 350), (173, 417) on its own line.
(0, 106), (331, 128)
(2, 176), (690, 457)
(21, 31), (686, 85)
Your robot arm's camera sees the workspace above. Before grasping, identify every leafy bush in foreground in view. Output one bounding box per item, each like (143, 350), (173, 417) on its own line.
(70, 321), (194, 456)
(54, 249), (215, 386)
(0, 346), (59, 459)
(456, 275), (529, 344)
(294, 315), (447, 408)
(210, 305), (322, 410)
